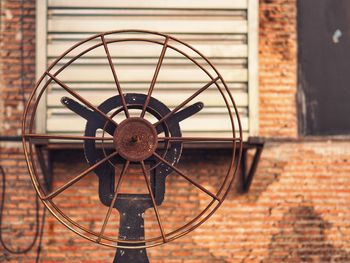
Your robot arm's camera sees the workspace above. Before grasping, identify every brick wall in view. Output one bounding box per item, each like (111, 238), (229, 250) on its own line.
(259, 0), (297, 138)
(0, 0), (35, 135)
(0, 0), (39, 262)
(2, 0), (350, 262)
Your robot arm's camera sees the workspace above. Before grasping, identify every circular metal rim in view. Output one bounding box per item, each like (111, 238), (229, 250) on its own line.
(22, 30), (242, 248)
(22, 29), (243, 249)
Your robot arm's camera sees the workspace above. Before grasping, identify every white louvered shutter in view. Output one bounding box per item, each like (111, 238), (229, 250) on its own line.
(36, 0), (258, 139)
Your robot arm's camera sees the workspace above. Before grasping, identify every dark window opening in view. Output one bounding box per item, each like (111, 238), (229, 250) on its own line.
(298, 0), (350, 136)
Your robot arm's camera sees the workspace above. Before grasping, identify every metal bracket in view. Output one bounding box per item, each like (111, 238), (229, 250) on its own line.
(238, 137), (265, 194)
(35, 145), (53, 192)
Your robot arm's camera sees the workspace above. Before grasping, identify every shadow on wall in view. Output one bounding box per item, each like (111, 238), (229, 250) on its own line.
(264, 205), (350, 262)
(233, 144), (287, 202)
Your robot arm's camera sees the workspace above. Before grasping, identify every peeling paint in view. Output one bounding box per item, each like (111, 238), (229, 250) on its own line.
(332, 29), (342, 43)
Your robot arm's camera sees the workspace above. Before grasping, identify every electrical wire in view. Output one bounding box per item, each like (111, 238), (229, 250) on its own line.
(35, 208), (46, 262)
(0, 166), (41, 254)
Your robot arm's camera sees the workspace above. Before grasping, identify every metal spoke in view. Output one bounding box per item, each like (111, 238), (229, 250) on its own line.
(24, 133), (113, 141)
(43, 151), (118, 200)
(140, 161), (167, 243)
(97, 161), (130, 242)
(154, 77), (220, 127)
(140, 37), (169, 118)
(101, 35), (129, 118)
(158, 137), (241, 143)
(153, 152), (220, 201)
(46, 72), (118, 127)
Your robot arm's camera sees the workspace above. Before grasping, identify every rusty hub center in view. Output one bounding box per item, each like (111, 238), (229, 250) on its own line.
(114, 117), (158, 162)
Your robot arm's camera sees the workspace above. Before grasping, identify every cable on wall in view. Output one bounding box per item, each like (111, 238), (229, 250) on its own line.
(0, 166), (41, 254)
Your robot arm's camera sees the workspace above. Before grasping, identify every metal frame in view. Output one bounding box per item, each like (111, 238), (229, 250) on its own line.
(35, 0), (47, 133)
(35, 145), (53, 192)
(248, 0), (260, 136)
(23, 30), (243, 249)
(237, 137), (264, 193)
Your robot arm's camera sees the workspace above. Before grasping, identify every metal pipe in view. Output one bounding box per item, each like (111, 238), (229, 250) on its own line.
(0, 136), (22, 142)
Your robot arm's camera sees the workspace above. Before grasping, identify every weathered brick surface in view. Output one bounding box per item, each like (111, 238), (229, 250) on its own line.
(1, 0), (350, 262)
(0, 0), (35, 136)
(259, 0), (298, 138)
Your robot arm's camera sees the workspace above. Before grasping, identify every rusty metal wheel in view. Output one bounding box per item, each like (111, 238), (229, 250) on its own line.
(22, 30), (243, 249)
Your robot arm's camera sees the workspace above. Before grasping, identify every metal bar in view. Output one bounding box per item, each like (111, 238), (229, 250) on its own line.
(154, 77), (219, 127)
(241, 144), (264, 193)
(46, 72), (118, 127)
(61, 97), (116, 136)
(140, 161), (167, 243)
(97, 161), (130, 242)
(0, 136), (22, 142)
(140, 36), (169, 118)
(158, 137), (241, 142)
(237, 147), (248, 194)
(101, 35), (129, 118)
(35, 145), (53, 192)
(24, 134), (113, 141)
(43, 151), (118, 200)
(152, 152), (220, 201)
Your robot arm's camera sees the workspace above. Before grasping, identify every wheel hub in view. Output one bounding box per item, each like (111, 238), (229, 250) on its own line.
(114, 117), (158, 162)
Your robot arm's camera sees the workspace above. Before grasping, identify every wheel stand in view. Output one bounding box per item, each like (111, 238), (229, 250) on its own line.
(77, 94), (182, 262)
(114, 194), (151, 262)
(111, 163), (166, 263)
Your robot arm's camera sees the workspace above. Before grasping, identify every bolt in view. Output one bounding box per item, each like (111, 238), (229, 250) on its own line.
(131, 135), (140, 143)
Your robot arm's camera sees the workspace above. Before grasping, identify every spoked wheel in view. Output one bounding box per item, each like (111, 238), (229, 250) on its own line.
(22, 30), (243, 249)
